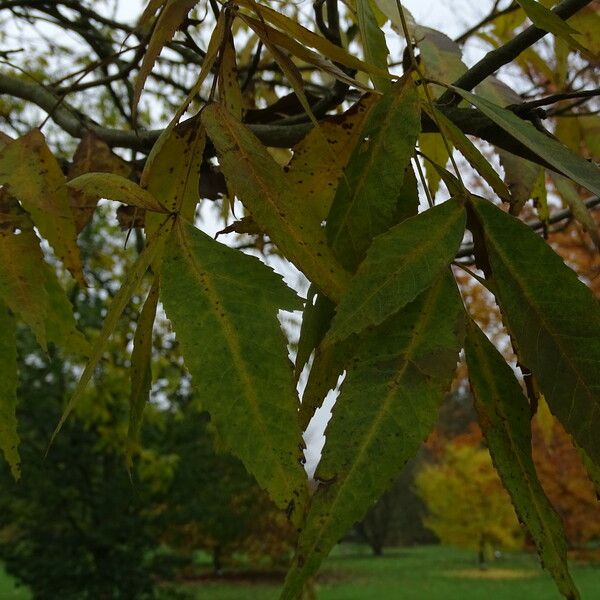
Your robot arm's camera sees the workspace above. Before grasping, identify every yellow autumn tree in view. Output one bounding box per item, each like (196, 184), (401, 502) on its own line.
(415, 443), (524, 566)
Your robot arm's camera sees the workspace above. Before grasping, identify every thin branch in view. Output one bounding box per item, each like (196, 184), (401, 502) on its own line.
(438, 0), (593, 105)
(454, 1), (518, 45)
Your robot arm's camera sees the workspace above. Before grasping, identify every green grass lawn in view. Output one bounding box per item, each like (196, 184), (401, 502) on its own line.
(3, 545), (599, 599)
(0, 566), (29, 599)
(187, 545), (600, 600)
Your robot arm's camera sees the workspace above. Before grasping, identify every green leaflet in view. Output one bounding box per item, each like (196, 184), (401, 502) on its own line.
(298, 339), (349, 432)
(469, 196), (600, 466)
(201, 103), (350, 302)
(281, 272), (464, 600)
(294, 285), (335, 382)
(465, 319), (579, 600)
(0, 130), (84, 284)
(141, 114), (206, 221)
(134, 0), (197, 112)
(284, 94), (377, 224)
(67, 173), (169, 213)
(126, 275), (160, 470)
(327, 199), (466, 343)
(50, 216), (174, 445)
(451, 88), (600, 197)
(298, 161), (420, 430)
(0, 193), (88, 356)
(0, 301), (19, 479)
(298, 165), (420, 428)
(356, 0), (390, 90)
(160, 219), (308, 516)
(327, 76), (421, 271)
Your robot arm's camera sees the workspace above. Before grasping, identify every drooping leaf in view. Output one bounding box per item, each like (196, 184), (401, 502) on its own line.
(327, 199), (466, 343)
(67, 173), (169, 213)
(298, 339), (349, 432)
(237, 0), (392, 82)
(356, 0), (390, 90)
(134, 0), (198, 112)
(0, 192), (88, 356)
(68, 133), (131, 233)
(126, 275), (160, 469)
(201, 103), (350, 302)
(0, 300), (19, 480)
(294, 285), (335, 381)
(451, 88), (600, 197)
(218, 32), (244, 121)
(51, 216), (174, 444)
(327, 76), (421, 270)
(464, 319), (579, 600)
(171, 10), (227, 124)
(285, 94), (378, 224)
(246, 26), (320, 128)
(0, 130), (84, 284)
(469, 196), (600, 466)
(281, 272), (464, 599)
(239, 14), (371, 93)
(160, 219), (308, 516)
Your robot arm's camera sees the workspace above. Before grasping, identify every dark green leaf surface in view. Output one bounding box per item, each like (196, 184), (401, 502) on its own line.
(294, 285), (336, 381)
(160, 220), (308, 516)
(452, 88), (600, 197)
(470, 196), (600, 466)
(327, 199), (466, 343)
(465, 319), (579, 600)
(327, 76), (421, 271)
(281, 272), (464, 599)
(0, 300), (19, 479)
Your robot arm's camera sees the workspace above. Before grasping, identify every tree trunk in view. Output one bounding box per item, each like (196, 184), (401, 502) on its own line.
(213, 545), (223, 575)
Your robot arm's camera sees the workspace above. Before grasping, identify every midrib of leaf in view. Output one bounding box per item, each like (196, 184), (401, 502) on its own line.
(328, 87), (408, 256)
(174, 220), (295, 492)
(311, 277), (445, 552)
(486, 229), (597, 422)
(330, 206), (464, 338)
(212, 107), (348, 301)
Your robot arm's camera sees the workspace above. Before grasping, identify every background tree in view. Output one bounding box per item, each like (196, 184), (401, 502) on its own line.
(415, 442), (524, 567)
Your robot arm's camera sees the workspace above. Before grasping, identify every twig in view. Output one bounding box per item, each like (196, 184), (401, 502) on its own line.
(437, 0), (593, 106)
